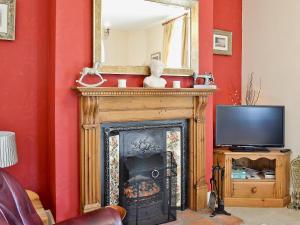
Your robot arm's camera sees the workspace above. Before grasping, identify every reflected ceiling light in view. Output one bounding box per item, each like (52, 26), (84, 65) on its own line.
(103, 22), (111, 39)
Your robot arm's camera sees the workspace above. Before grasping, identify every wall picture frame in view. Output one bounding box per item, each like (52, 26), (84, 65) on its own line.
(0, 0), (16, 40)
(213, 29), (232, 56)
(151, 52), (161, 61)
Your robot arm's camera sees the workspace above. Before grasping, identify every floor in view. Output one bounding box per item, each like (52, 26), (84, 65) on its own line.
(227, 207), (300, 225)
(165, 209), (243, 225)
(165, 208), (300, 225)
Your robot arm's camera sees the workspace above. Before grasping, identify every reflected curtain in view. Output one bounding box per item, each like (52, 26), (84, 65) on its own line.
(101, 39), (105, 63)
(181, 15), (189, 68)
(162, 20), (174, 64)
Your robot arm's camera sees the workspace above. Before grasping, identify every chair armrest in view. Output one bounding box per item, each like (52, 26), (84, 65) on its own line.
(56, 208), (122, 225)
(26, 190), (49, 225)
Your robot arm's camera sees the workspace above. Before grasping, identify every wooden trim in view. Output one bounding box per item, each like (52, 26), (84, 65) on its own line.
(193, 96), (208, 210)
(76, 87), (215, 212)
(74, 87), (215, 97)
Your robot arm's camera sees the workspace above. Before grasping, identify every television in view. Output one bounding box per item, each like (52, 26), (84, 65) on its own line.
(216, 105), (285, 151)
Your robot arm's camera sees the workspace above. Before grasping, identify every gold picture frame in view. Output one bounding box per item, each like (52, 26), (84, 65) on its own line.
(213, 29), (232, 56)
(0, 0), (16, 40)
(93, 0), (199, 77)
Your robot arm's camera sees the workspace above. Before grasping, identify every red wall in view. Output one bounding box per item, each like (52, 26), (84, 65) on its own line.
(0, 0), (50, 207)
(50, 0), (215, 221)
(0, 0), (241, 222)
(213, 0), (242, 107)
(199, 0), (215, 188)
(213, 0), (242, 148)
(48, 0), (92, 220)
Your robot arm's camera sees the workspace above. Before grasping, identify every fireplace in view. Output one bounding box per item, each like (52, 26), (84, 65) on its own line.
(75, 87), (215, 214)
(101, 120), (188, 207)
(122, 152), (177, 225)
(101, 120), (187, 224)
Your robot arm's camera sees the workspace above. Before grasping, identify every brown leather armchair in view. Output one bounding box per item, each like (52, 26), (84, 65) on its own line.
(0, 169), (122, 225)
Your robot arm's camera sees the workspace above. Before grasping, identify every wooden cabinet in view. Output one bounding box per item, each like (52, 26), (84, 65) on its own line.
(214, 149), (291, 207)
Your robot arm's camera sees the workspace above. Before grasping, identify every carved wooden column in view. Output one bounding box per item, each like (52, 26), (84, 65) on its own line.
(192, 95), (209, 210)
(80, 96), (101, 212)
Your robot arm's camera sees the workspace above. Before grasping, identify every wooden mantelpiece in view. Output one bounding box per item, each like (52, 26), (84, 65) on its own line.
(75, 87), (215, 97)
(74, 87), (215, 213)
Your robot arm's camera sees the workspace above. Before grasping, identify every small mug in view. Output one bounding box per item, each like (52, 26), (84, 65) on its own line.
(118, 79), (127, 88)
(173, 81), (181, 88)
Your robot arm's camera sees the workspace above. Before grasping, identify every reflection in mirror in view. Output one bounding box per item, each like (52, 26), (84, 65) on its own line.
(102, 0), (191, 69)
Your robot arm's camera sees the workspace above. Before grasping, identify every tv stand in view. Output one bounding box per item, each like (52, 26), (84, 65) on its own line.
(214, 148), (291, 207)
(229, 146), (270, 152)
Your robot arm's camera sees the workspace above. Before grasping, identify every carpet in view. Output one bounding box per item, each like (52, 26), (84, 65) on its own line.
(165, 209), (244, 225)
(227, 207), (300, 225)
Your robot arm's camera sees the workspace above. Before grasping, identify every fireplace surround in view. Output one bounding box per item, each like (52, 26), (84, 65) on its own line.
(74, 87), (215, 213)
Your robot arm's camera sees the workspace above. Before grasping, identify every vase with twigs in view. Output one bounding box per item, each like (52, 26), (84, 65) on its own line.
(245, 72), (261, 105)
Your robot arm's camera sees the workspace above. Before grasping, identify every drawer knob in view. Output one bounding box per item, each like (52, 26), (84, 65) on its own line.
(251, 187), (257, 193)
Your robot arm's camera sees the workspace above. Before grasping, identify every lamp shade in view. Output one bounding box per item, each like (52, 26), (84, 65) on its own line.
(0, 131), (18, 168)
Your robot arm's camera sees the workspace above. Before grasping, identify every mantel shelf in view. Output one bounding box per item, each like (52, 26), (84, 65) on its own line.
(73, 87), (216, 97)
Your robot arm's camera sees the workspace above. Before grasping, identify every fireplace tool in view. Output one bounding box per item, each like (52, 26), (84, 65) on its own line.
(209, 161), (231, 217)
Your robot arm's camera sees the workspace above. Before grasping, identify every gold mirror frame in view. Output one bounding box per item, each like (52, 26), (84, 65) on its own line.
(93, 0), (199, 77)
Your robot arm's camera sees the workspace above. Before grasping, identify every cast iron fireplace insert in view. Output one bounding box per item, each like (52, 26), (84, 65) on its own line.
(101, 120), (189, 224)
(121, 152), (177, 225)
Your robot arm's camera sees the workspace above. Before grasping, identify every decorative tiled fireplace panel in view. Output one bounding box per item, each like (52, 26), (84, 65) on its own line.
(167, 130), (182, 206)
(108, 135), (120, 205)
(101, 120), (188, 210)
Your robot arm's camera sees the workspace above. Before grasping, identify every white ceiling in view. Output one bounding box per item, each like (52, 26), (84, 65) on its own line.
(102, 0), (188, 30)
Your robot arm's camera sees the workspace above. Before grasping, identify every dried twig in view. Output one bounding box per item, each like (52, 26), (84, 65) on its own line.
(246, 72), (261, 105)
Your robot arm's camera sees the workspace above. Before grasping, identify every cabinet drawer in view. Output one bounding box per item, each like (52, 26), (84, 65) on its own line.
(232, 181), (275, 198)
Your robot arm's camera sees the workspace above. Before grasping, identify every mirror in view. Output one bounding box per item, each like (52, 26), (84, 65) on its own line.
(94, 0), (198, 76)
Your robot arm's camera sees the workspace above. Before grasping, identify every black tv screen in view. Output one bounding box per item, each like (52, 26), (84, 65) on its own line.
(216, 105), (285, 147)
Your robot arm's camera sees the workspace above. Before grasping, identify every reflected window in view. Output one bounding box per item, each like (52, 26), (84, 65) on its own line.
(102, 0), (190, 68)
(167, 17), (183, 68)
(164, 15), (190, 68)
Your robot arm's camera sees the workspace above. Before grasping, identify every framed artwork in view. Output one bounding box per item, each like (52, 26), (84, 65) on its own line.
(151, 52), (161, 61)
(213, 29), (232, 56)
(0, 0), (16, 40)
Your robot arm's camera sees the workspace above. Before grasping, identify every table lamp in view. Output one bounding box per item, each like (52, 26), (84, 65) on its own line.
(0, 131), (18, 168)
